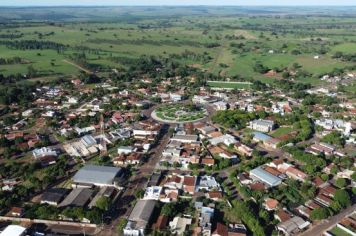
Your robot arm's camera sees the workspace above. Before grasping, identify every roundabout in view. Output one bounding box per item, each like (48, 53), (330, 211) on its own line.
(151, 103), (208, 124)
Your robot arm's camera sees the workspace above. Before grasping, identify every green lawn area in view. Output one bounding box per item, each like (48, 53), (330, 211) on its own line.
(207, 81), (252, 89)
(270, 127), (293, 138)
(329, 227), (353, 236)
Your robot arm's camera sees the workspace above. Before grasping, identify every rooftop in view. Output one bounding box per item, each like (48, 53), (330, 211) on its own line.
(73, 164), (122, 186)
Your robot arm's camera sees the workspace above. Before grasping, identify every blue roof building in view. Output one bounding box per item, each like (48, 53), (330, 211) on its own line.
(250, 167), (282, 187)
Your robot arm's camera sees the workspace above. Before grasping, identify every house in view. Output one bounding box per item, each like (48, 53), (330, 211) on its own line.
(285, 166), (308, 182)
(235, 143), (253, 157)
(124, 200), (156, 236)
(169, 217), (192, 235)
(196, 176), (221, 192)
(209, 146), (237, 160)
(264, 198), (279, 211)
(201, 158), (215, 166)
(153, 215), (169, 230)
(72, 165), (124, 188)
(250, 119), (275, 133)
(210, 134), (237, 146)
(183, 176), (197, 194)
(41, 188), (69, 206)
(200, 206), (215, 236)
(171, 134), (198, 144)
(250, 167), (282, 188)
(307, 143), (335, 156)
(207, 191), (223, 201)
(118, 146), (135, 155)
(277, 216), (310, 236)
(7, 207), (24, 217)
(315, 194), (332, 207)
(213, 101), (228, 111)
(143, 186), (162, 201)
(227, 224), (247, 236)
(212, 223), (228, 236)
(275, 209), (292, 222)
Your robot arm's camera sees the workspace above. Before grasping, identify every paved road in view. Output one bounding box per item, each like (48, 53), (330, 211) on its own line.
(97, 123), (171, 236)
(299, 204), (356, 236)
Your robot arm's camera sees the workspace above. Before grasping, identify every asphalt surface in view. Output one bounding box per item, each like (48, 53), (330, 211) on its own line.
(97, 123), (171, 236)
(299, 204), (356, 236)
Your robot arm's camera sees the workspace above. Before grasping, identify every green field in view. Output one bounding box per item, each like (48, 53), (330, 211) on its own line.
(270, 127), (294, 138)
(329, 227), (353, 236)
(207, 81), (252, 90)
(0, 6), (355, 84)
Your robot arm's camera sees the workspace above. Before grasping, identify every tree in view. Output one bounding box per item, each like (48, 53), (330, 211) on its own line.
(310, 208), (330, 220)
(161, 203), (177, 217)
(334, 189), (351, 208)
(116, 218), (128, 234)
(27, 65), (38, 78)
(96, 196), (111, 211)
(335, 178), (347, 188)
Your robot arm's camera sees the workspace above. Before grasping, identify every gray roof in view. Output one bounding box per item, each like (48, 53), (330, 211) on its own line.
(129, 199), (156, 223)
(252, 132), (272, 142)
(73, 165), (122, 186)
(41, 188), (69, 203)
(250, 167), (282, 187)
(59, 188), (94, 207)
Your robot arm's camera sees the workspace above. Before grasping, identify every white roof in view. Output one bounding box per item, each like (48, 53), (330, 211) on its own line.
(0, 225), (26, 236)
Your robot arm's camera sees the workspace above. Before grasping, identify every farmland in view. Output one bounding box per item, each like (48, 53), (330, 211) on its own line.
(0, 6), (355, 85)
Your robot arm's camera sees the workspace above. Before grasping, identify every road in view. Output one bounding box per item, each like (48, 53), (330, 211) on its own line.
(299, 204), (356, 236)
(97, 123), (171, 236)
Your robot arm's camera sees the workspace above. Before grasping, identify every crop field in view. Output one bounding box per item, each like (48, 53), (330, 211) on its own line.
(0, 6), (355, 85)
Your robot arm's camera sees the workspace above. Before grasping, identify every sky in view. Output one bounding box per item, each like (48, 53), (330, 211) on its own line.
(1, 0), (356, 6)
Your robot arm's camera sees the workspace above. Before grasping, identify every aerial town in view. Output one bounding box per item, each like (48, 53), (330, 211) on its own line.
(0, 3), (355, 236)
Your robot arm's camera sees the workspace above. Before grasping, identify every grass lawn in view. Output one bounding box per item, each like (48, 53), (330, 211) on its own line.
(270, 127), (293, 138)
(207, 81), (252, 89)
(329, 227), (353, 236)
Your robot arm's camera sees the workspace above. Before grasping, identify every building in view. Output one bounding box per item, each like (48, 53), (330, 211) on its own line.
(250, 119), (275, 133)
(171, 134), (198, 144)
(124, 200), (156, 236)
(210, 134), (237, 146)
(59, 188), (94, 208)
(41, 188), (69, 206)
(0, 225), (27, 236)
(277, 216), (310, 236)
(250, 167), (282, 188)
(196, 176), (221, 192)
(32, 147), (57, 159)
(169, 217), (192, 235)
(72, 165), (124, 188)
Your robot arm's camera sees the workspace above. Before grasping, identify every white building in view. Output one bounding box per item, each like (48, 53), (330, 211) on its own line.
(210, 134), (237, 146)
(33, 147), (57, 159)
(250, 119), (275, 133)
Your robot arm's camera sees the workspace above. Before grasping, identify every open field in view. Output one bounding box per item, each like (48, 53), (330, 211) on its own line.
(207, 81), (252, 90)
(0, 6), (355, 85)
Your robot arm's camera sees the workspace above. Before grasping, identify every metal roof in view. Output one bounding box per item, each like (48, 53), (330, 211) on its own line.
(252, 132), (272, 141)
(250, 167), (282, 187)
(73, 164), (122, 185)
(129, 199), (156, 223)
(0, 225), (26, 236)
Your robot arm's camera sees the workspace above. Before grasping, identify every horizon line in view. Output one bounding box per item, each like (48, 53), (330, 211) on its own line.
(1, 5), (356, 7)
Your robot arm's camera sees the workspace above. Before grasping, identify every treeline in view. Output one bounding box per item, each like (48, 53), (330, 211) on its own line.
(333, 51), (356, 62)
(0, 40), (67, 51)
(0, 82), (35, 105)
(0, 56), (27, 65)
(0, 33), (23, 39)
(87, 38), (205, 47)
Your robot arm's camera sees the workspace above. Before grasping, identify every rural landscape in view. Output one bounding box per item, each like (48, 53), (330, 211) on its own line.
(0, 4), (355, 236)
